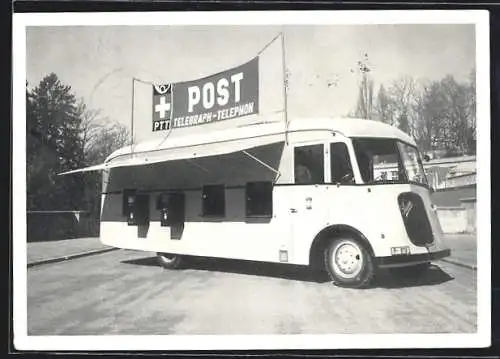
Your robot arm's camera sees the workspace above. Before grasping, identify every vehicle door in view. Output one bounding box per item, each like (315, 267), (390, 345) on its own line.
(288, 139), (359, 264)
(288, 141), (330, 261)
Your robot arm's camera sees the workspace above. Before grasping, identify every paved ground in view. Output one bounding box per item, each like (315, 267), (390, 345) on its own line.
(441, 234), (477, 269)
(27, 238), (113, 264)
(27, 234), (477, 268)
(27, 247), (477, 335)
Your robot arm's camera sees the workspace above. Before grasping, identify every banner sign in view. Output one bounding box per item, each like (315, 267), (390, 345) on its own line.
(152, 57), (259, 131)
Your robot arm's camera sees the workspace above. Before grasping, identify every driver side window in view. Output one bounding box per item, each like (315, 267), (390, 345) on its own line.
(294, 144), (324, 184)
(330, 142), (354, 184)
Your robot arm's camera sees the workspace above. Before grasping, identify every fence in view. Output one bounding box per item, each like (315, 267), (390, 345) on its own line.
(27, 210), (100, 242)
(431, 184), (476, 207)
(432, 185), (476, 234)
(26, 184), (476, 240)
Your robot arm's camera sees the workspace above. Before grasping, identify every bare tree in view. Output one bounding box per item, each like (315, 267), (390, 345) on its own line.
(353, 68), (476, 156)
(389, 76), (418, 136)
(77, 100), (105, 160)
(413, 80), (444, 153)
(84, 122), (130, 165)
(77, 102), (131, 235)
(465, 68), (476, 154)
(413, 72), (476, 156)
(431, 75), (472, 155)
(77, 99), (131, 165)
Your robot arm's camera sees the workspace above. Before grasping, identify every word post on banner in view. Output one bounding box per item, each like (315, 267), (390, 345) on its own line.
(152, 57), (259, 132)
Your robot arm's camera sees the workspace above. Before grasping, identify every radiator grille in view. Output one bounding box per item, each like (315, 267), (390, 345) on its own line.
(398, 192), (434, 247)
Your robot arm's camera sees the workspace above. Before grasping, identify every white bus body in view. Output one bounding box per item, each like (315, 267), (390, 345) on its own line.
(64, 118), (451, 288)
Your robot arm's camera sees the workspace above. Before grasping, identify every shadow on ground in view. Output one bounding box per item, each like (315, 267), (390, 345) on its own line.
(370, 264), (454, 289)
(122, 256), (329, 283)
(121, 256), (454, 288)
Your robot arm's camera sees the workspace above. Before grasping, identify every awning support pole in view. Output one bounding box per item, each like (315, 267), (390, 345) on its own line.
(186, 159), (210, 173)
(242, 150), (281, 181)
(131, 77), (136, 158)
(281, 31), (289, 146)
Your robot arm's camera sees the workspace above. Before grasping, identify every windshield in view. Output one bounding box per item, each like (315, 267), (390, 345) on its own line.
(397, 141), (428, 186)
(351, 138), (428, 187)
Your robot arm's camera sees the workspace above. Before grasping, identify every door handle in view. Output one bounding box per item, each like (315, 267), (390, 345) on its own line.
(290, 208), (298, 213)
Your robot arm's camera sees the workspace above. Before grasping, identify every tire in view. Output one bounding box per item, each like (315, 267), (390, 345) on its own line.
(323, 237), (374, 288)
(157, 252), (183, 269)
(389, 262), (430, 280)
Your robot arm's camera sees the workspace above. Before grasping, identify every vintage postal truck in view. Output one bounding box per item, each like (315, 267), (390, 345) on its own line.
(63, 117), (451, 288)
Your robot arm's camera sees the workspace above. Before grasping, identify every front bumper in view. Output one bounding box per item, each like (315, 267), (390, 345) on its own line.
(375, 248), (451, 268)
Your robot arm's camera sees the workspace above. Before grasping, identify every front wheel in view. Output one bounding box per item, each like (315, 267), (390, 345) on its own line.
(323, 237), (374, 288)
(157, 252), (183, 269)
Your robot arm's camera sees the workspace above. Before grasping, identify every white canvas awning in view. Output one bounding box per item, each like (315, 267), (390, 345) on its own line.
(104, 142), (285, 192)
(58, 163), (110, 175)
(58, 131), (286, 176)
(60, 116), (417, 176)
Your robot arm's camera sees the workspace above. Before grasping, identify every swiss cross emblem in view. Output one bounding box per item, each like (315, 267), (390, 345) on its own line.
(155, 96), (171, 119)
(153, 84), (173, 122)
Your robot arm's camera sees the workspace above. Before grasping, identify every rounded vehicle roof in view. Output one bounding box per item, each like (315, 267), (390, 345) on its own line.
(106, 117), (416, 163)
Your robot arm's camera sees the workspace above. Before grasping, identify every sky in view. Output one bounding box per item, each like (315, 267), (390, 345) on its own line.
(26, 24), (476, 142)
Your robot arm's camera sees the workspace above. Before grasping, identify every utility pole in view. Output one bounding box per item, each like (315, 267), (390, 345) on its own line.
(357, 53), (372, 120)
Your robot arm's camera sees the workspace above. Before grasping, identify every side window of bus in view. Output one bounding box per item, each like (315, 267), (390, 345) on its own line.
(202, 185), (225, 217)
(246, 181), (273, 217)
(330, 142), (354, 184)
(294, 145), (324, 184)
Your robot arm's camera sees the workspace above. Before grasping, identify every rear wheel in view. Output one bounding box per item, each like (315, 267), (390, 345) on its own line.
(323, 237), (374, 288)
(389, 262), (430, 280)
(157, 252), (183, 269)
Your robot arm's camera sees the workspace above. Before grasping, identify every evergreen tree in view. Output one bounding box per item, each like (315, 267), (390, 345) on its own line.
(26, 73), (85, 210)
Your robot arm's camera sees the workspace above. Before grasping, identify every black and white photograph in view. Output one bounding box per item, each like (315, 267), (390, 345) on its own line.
(13, 10), (490, 350)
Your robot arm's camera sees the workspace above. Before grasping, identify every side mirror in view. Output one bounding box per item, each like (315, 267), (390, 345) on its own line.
(423, 154), (431, 162)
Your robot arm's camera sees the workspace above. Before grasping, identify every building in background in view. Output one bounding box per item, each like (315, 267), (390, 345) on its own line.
(373, 155), (476, 190)
(374, 155), (477, 234)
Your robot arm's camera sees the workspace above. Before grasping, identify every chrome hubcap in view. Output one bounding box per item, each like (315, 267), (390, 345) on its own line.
(333, 242), (363, 278)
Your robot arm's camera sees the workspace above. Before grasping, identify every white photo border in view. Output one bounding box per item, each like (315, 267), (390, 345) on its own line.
(13, 10), (491, 351)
